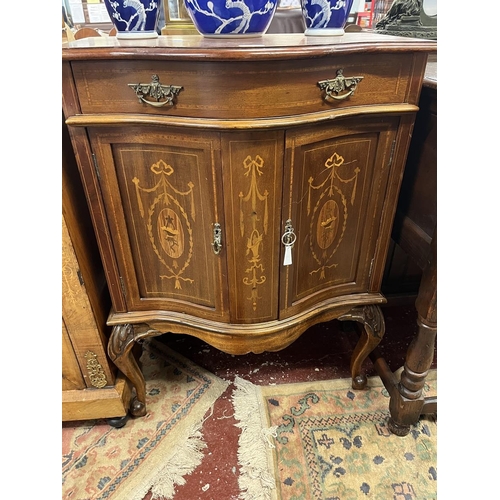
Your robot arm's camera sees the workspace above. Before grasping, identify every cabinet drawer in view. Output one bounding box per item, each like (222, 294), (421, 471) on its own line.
(72, 53), (417, 119)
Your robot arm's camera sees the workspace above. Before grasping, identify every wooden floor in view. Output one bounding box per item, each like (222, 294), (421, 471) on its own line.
(133, 302), (437, 500)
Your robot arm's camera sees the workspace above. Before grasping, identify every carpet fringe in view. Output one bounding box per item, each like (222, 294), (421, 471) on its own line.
(63, 340), (230, 500)
(121, 341), (230, 500)
(232, 376), (278, 500)
(147, 421), (208, 500)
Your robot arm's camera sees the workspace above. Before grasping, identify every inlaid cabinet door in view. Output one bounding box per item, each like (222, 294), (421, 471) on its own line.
(88, 126), (229, 321)
(221, 131), (284, 324)
(280, 116), (400, 318)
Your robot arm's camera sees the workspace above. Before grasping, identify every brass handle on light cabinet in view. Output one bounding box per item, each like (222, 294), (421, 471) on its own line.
(128, 74), (183, 108)
(317, 69), (364, 101)
(212, 223), (222, 255)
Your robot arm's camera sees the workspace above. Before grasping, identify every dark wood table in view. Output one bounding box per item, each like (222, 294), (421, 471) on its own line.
(372, 54), (437, 436)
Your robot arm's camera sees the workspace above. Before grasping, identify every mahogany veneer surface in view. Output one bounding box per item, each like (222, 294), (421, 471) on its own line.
(62, 33), (436, 418)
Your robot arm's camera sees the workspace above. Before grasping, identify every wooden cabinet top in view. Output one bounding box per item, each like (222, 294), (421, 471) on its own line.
(62, 33), (436, 62)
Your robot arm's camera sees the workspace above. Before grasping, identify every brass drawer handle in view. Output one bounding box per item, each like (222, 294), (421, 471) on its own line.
(212, 223), (222, 255)
(318, 69), (364, 101)
(128, 74), (183, 108)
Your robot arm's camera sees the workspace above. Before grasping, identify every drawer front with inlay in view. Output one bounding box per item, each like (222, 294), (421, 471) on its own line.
(72, 53), (417, 120)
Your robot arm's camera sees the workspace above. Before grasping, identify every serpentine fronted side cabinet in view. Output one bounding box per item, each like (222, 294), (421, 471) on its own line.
(62, 34), (436, 417)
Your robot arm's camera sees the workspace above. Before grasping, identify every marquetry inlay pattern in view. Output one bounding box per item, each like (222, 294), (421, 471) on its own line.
(307, 152), (360, 279)
(133, 159), (195, 289)
(239, 155), (269, 310)
(63, 33), (435, 418)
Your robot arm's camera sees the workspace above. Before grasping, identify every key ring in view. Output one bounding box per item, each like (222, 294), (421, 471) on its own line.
(281, 231), (296, 246)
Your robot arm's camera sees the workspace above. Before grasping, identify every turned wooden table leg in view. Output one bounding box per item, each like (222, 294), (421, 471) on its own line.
(388, 317), (436, 436)
(107, 324), (149, 417)
(338, 305), (386, 389)
(388, 231), (437, 436)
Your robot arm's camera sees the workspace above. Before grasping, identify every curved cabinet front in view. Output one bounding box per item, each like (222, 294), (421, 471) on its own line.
(88, 126), (230, 322)
(63, 33), (436, 417)
(280, 115), (401, 318)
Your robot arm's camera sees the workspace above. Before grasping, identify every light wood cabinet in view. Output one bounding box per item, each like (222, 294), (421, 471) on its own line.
(62, 117), (131, 423)
(62, 34), (436, 418)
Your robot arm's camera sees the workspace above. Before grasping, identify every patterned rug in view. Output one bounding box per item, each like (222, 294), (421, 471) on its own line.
(62, 339), (229, 500)
(233, 371), (437, 500)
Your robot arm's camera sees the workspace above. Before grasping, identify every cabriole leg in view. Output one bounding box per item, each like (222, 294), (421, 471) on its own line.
(338, 305), (386, 389)
(108, 324), (147, 417)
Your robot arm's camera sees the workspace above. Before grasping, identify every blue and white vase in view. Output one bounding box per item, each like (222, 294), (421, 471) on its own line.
(104, 0), (160, 39)
(184, 0), (278, 37)
(301, 0), (353, 36)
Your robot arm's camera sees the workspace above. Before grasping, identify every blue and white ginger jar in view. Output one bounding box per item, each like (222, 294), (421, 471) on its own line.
(301, 0), (353, 36)
(104, 0), (160, 39)
(184, 0), (278, 37)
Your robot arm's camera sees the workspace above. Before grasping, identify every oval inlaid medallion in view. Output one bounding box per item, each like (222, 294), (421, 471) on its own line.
(157, 208), (185, 259)
(316, 199), (339, 250)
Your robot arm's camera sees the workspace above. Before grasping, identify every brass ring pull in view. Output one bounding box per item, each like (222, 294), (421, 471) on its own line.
(128, 74), (183, 108)
(318, 69), (364, 101)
